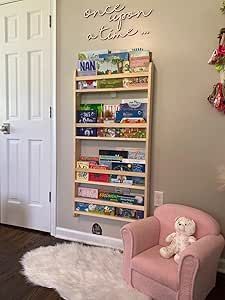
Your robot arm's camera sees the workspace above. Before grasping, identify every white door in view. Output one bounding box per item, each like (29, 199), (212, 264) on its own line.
(0, 0), (52, 232)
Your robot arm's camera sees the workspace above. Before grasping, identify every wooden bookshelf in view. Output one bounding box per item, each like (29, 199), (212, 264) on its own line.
(73, 63), (154, 222)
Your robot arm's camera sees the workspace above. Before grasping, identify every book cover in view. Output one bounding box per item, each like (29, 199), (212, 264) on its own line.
(127, 149), (145, 161)
(115, 110), (144, 123)
(97, 128), (116, 137)
(80, 104), (104, 119)
(97, 79), (123, 89)
(78, 80), (97, 90)
(77, 60), (97, 76)
(80, 156), (99, 163)
(89, 163), (109, 183)
(120, 101), (147, 119)
(78, 187), (98, 199)
(123, 77), (148, 88)
(99, 191), (120, 202)
(129, 49), (152, 72)
(99, 150), (128, 160)
(77, 111), (97, 123)
(132, 163), (145, 173)
(110, 162), (133, 184)
(97, 52), (130, 75)
(76, 128), (97, 137)
(78, 49), (109, 61)
(76, 161), (89, 182)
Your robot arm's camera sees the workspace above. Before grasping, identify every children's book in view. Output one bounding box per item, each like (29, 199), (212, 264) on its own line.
(110, 162), (133, 184)
(77, 60), (97, 76)
(80, 104), (104, 119)
(97, 79), (123, 89)
(78, 50), (109, 61)
(77, 111), (97, 123)
(129, 49), (152, 72)
(78, 80), (97, 90)
(76, 161), (89, 182)
(76, 128), (97, 137)
(97, 52), (130, 75)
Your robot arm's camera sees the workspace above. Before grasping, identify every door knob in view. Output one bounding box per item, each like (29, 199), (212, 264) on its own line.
(0, 123), (10, 134)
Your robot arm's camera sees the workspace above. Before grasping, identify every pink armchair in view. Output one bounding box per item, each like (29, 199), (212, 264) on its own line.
(121, 204), (225, 300)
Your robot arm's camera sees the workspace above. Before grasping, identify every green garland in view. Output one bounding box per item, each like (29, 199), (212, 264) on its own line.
(221, 1), (225, 14)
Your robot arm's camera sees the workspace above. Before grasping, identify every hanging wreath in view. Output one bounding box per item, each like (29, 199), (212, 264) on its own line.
(221, 1), (225, 14)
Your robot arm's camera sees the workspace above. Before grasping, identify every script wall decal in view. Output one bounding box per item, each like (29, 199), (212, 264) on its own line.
(83, 4), (153, 41)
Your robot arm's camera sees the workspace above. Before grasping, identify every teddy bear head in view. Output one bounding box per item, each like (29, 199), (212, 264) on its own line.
(175, 216), (196, 236)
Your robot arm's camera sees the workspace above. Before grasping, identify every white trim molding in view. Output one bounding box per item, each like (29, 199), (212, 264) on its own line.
(218, 258), (225, 274)
(55, 227), (124, 250)
(50, 0), (57, 236)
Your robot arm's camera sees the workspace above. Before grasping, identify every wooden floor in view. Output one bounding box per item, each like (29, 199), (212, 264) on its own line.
(0, 225), (224, 300)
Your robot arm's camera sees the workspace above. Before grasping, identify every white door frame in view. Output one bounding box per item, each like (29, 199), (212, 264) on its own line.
(50, 0), (57, 236)
(0, 0), (57, 236)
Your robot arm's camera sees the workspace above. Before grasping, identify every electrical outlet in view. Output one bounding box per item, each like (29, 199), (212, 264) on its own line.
(154, 191), (164, 207)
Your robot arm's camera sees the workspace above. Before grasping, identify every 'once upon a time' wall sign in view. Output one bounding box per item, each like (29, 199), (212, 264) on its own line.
(83, 4), (153, 41)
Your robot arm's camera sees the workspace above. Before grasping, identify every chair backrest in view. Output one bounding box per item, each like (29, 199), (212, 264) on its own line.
(154, 204), (221, 245)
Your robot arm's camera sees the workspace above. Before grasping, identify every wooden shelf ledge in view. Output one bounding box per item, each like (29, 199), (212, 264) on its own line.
(75, 123), (147, 128)
(74, 197), (145, 211)
(75, 71), (150, 81)
(74, 211), (138, 222)
(75, 168), (146, 178)
(75, 179), (145, 190)
(75, 136), (147, 142)
(75, 87), (148, 93)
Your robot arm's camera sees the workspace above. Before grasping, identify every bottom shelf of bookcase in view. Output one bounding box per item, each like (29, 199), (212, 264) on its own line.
(74, 211), (139, 223)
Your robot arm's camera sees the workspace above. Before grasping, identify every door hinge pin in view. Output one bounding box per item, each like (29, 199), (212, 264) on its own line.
(49, 192), (52, 203)
(49, 15), (52, 28)
(49, 106), (52, 119)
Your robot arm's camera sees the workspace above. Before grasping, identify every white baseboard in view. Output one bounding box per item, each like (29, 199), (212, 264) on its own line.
(218, 258), (225, 274)
(55, 227), (123, 250)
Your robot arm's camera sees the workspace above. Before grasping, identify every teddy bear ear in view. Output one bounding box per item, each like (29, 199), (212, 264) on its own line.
(175, 216), (180, 221)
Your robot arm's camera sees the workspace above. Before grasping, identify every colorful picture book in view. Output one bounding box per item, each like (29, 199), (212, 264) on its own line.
(97, 52), (130, 75)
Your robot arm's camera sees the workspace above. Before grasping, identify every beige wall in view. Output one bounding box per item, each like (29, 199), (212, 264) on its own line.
(57, 0), (225, 244)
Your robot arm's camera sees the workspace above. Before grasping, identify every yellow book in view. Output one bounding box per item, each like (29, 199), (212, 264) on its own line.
(76, 161), (89, 182)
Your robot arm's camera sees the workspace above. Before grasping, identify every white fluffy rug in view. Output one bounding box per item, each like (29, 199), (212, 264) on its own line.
(21, 243), (148, 300)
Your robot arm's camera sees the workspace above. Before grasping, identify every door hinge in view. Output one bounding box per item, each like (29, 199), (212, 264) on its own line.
(49, 106), (52, 119)
(49, 15), (52, 28)
(49, 192), (52, 203)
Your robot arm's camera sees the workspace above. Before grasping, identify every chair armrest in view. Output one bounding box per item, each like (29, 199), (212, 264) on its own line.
(121, 216), (160, 258)
(178, 234), (225, 300)
(120, 216), (160, 285)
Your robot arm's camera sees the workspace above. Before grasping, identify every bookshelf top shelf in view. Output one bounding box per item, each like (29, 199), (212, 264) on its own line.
(75, 71), (150, 81)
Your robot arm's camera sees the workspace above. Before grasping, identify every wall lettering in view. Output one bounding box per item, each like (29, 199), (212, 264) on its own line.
(83, 4), (153, 41)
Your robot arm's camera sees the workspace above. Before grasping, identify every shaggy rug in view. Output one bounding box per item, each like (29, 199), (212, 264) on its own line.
(21, 243), (148, 300)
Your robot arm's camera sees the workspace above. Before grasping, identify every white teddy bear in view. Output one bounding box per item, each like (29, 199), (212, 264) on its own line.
(160, 216), (197, 264)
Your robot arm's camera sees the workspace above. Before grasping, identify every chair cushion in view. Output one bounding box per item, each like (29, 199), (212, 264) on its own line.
(154, 204), (221, 245)
(131, 245), (179, 291)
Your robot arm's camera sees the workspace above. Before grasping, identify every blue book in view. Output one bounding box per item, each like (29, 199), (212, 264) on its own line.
(77, 128), (97, 137)
(115, 110), (143, 122)
(77, 111), (97, 123)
